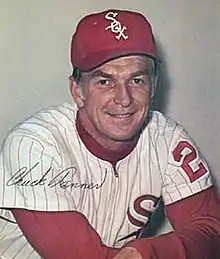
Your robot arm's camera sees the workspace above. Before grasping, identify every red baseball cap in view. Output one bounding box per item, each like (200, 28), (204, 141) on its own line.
(71, 9), (160, 72)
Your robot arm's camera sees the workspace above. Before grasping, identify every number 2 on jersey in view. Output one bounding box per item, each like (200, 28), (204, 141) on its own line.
(172, 140), (207, 182)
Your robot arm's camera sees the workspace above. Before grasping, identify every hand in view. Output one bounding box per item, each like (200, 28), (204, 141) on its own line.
(113, 247), (142, 259)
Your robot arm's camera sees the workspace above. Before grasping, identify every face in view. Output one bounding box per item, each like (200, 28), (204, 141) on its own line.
(70, 55), (151, 146)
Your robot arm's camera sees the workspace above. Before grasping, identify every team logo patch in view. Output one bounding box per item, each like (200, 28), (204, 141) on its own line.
(172, 140), (208, 182)
(104, 12), (129, 40)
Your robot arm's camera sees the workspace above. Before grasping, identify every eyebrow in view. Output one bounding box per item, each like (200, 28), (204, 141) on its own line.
(131, 69), (149, 77)
(90, 69), (149, 79)
(91, 70), (114, 79)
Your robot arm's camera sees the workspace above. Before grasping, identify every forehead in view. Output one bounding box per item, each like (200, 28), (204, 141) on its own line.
(85, 55), (150, 76)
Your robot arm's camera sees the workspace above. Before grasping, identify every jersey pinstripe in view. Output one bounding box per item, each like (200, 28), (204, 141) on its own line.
(0, 103), (212, 258)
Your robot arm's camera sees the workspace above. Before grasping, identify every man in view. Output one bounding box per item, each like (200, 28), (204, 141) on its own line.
(0, 8), (219, 259)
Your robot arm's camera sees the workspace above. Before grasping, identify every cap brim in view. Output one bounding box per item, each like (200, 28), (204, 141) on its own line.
(76, 49), (161, 72)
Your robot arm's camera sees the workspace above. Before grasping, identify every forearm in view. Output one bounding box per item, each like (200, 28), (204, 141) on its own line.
(124, 188), (220, 258)
(128, 224), (218, 259)
(11, 209), (119, 259)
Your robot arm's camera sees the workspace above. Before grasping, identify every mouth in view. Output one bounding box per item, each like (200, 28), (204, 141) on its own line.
(106, 112), (135, 118)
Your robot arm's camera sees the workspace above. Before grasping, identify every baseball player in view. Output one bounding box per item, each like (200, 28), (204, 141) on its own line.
(0, 9), (220, 259)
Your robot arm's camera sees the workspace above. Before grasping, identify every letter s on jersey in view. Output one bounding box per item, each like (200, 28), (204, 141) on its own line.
(172, 140), (207, 182)
(127, 195), (159, 227)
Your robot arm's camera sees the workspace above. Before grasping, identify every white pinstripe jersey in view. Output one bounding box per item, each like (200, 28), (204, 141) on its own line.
(0, 103), (212, 258)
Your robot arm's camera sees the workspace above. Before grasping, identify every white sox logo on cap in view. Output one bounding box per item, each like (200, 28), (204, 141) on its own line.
(104, 12), (129, 40)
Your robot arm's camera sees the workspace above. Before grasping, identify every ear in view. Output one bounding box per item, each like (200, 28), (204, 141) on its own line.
(69, 75), (85, 108)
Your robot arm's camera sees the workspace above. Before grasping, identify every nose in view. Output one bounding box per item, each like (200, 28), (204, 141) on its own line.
(113, 84), (133, 107)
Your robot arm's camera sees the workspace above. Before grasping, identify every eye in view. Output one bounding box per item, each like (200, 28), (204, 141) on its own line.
(132, 78), (144, 84)
(129, 75), (150, 88)
(98, 79), (110, 86)
(130, 77), (146, 86)
(94, 77), (114, 88)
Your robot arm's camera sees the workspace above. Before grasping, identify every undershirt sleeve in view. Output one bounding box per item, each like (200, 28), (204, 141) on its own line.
(124, 187), (220, 258)
(11, 209), (119, 259)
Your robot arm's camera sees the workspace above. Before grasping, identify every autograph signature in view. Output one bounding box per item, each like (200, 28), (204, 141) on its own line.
(6, 162), (107, 190)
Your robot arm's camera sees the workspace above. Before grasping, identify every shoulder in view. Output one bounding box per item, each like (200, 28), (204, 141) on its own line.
(142, 110), (205, 157)
(5, 102), (77, 134)
(142, 110), (184, 141)
(1, 103), (78, 151)
(139, 110), (198, 162)
(148, 110), (180, 130)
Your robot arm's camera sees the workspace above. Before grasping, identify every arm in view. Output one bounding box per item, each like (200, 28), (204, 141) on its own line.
(123, 187), (220, 258)
(11, 209), (119, 259)
(114, 124), (220, 259)
(2, 134), (118, 258)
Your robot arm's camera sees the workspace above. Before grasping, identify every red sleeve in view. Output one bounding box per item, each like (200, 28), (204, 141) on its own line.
(11, 209), (119, 259)
(125, 187), (220, 258)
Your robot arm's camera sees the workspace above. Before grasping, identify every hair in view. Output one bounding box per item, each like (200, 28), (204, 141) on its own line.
(72, 55), (160, 99)
(146, 56), (160, 99)
(72, 67), (82, 84)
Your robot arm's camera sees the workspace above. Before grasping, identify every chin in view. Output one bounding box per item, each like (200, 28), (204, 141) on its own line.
(108, 122), (144, 141)
(113, 136), (137, 142)
(107, 130), (140, 142)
